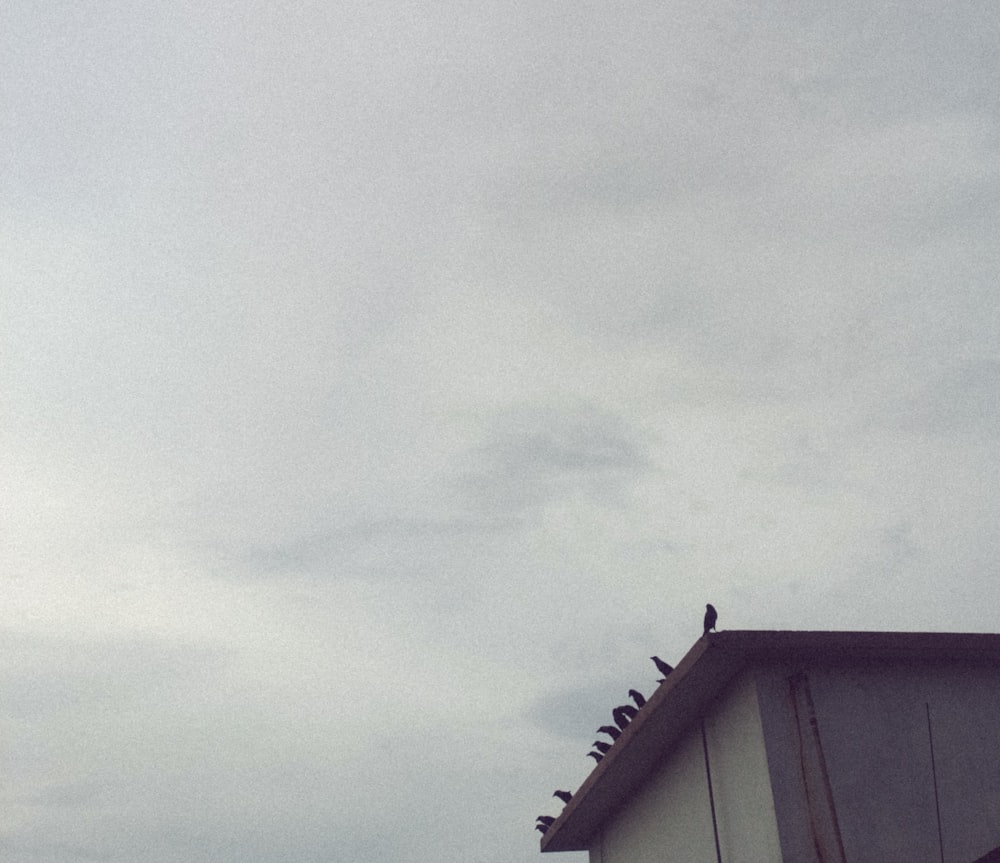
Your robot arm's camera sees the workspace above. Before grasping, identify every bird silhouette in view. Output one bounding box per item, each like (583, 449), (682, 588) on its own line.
(597, 724), (621, 741)
(536, 823), (548, 834)
(704, 603), (718, 636)
(628, 688), (646, 708)
(536, 815), (555, 826)
(587, 750), (604, 763)
(592, 740), (612, 754)
(553, 790), (573, 804)
(612, 704), (638, 730)
(651, 655), (674, 677)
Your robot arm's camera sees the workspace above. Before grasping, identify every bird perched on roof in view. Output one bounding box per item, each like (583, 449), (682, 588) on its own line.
(587, 750), (604, 763)
(536, 815), (555, 826)
(597, 724), (621, 741)
(612, 704), (638, 730)
(591, 740), (612, 754)
(704, 603), (718, 636)
(553, 789), (573, 804)
(651, 655), (674, 678)
(536, 823), (548, 834)
(628, 688), (646, 708)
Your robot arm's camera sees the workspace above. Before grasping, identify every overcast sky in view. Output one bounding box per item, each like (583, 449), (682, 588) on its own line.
(3, 2), (1000, 861)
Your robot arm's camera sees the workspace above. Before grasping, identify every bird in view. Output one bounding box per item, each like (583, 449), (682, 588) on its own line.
(592, 740), (612, 754)
(597, 724), (621, 741)
(587, 750), (604, 763)
(628, 688), (646, 708)
(704, 603), (718, 636)
(536, 815), (555, 826)
(536, 823), (548, 834)
(612, 704), (638, 730)
(651, 655), (674, 678)
(553, 790), (573, 804)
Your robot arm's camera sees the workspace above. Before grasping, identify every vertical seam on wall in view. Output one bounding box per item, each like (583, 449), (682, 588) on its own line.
(702, 718), (723, 863)
(926, 702), (946, 863)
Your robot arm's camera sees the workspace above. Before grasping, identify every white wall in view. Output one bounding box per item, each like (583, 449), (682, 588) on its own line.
(590, 671), (782, 863)
(757, 660), (1000, 863)
(592, 725), (716, 863)
(705, 671), (784, 862)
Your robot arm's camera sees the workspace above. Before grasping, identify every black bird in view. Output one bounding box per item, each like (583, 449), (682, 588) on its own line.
(651, 655), (674, 677)
(536, 815), (555, 826)
(628, 688), (646, 708)
(587, 750), (604, 763)
(597, 724), (621, 741)
(592, 740), (612, 754)
(612, 704), (638, 730)
(553, 790), (573, 804)
(703, 603), (718, 636)
(536, 824), (548, 834)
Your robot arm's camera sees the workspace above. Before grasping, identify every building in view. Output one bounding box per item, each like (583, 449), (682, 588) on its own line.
(540, 630), (1000, 863)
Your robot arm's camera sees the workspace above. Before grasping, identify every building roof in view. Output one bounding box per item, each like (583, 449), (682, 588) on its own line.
(540, 629), (1000, 853)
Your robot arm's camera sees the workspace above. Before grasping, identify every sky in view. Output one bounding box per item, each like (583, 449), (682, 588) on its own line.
(3, 1), (1000, 861)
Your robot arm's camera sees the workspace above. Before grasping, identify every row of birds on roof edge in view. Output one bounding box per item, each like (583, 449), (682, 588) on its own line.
(535, 604), (718, 837)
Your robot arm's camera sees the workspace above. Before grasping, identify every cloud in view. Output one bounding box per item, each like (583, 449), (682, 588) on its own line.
(3, 2), (1000, 862)
(887, 359), (1000, 437)
(241, 515), (521, 580)
(460, 402), (655, 515)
